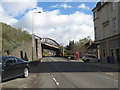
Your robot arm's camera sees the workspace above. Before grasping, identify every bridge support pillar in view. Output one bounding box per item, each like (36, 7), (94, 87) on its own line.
(42, 48), (44, 57)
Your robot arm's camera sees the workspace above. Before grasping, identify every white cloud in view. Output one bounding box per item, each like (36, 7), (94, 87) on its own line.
(51, 4), (72, 9)
(2, 0), (37, 16)
(78, 4), (90, 10)
(0, 0), (38, 25)
(13, 8), (94, 46)
(0, 3), (18, 25)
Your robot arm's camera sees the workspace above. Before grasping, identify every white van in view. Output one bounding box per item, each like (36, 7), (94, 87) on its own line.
(82, 54), (99, 63)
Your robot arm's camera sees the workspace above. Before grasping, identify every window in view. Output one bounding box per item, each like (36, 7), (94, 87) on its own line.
(93, 12), (97, 19)
(6, 60), (13, 65)
(20, 51), (24, 59)
(8, 57), (15, 61)
(102, 21), (109, 27)
(111, 49), (114, 56)
(111, 2), (116, 11)
(103, 50), (106, 57)
(6, 57), (16, 65)
(95, 27), (97, 39)
(112, 18), (117, 30)
(15, 58), (23, 62)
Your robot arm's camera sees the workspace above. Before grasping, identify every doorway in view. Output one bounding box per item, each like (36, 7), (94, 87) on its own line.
(20, 51), (24, 59)
(116, 49), (120, 63)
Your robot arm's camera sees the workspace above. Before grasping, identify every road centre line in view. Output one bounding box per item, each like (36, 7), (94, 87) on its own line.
(50, 74), (60, 86)
(53, 77), (59, 86)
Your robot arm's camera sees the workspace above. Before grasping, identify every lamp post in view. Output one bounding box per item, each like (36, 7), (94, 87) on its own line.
(63, 47), (64, 57)
(32, 11), (41, 61)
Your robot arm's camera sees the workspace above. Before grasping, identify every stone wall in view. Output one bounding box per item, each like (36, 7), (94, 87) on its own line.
(10, 38), (42, 61)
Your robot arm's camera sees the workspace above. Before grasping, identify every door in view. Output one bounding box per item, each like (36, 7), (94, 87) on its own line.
(4, 59), (14, 79)
(15, 57), (25, 75)
(4, 57), (18, 79)
(116, 49), (120, 63)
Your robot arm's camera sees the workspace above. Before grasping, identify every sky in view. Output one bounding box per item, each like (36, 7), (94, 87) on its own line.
(0, 0), (99, 46)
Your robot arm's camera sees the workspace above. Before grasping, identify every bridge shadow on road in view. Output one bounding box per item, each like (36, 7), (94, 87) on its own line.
(29, 61), (119, 73)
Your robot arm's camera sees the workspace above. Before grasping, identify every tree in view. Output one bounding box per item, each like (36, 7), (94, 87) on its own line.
(65, 36), (92, 56)
(75, 36), (92, 53)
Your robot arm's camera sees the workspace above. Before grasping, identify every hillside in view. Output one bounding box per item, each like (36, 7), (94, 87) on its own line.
(1, 22), (32, 54)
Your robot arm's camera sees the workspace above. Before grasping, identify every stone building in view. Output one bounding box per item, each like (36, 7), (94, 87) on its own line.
(92, 1), (120, 63)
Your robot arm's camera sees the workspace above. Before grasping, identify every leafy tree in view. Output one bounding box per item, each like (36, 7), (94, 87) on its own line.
(74, 36), (92, 53)
(64, 36), (92, 56)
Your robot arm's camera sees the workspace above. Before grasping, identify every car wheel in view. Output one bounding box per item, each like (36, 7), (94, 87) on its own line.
(98, 60), (100, 62)
(23, 68), (29, 78)
(86, 59), (90, 62)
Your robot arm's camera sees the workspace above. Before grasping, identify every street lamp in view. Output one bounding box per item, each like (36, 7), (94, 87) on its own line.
(63, 47), (64, 57)
(32, 11), (41, 61)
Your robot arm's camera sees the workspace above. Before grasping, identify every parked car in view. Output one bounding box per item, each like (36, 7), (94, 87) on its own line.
(82, 54), (99, 63)
(1, 56), (29, 82)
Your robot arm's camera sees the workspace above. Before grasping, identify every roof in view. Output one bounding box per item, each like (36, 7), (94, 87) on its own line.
(92, 2), (109, 11)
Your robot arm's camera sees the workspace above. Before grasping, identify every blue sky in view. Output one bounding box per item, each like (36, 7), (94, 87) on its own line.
(37, 2), (97, 15)
(14, 2), (97, 20)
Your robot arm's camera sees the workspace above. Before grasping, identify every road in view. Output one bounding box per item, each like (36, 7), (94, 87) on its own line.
(1, 57), (119, 89)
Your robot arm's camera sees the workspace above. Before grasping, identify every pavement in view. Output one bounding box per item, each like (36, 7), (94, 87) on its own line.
(65, 58), (119, 70)
(87, 63), (119, 70)
(1, 57), (119, 89)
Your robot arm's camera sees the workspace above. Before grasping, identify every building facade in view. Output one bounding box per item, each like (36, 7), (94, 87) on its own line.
(92, 1), (120, 63)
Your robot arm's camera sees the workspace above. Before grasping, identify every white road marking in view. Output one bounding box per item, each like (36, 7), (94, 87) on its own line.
(32, 75), (36, 77)
(2, 82), (7, 85)
(114, 79), (118, 82)
(50, 74), (60, 86)
(34, 81), (37, 84)
(53, 77), (59, 86)
(104, 72), (118, 82)
(50, 57), (57, 61)
(105, 72), (114, 75)
(19, 84), (28, 88)
(104, 76), (118, 82)
(104, 76), (110, 80)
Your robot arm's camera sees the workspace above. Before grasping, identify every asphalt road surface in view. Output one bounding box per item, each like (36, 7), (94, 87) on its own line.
(1, 57), (119, 89)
